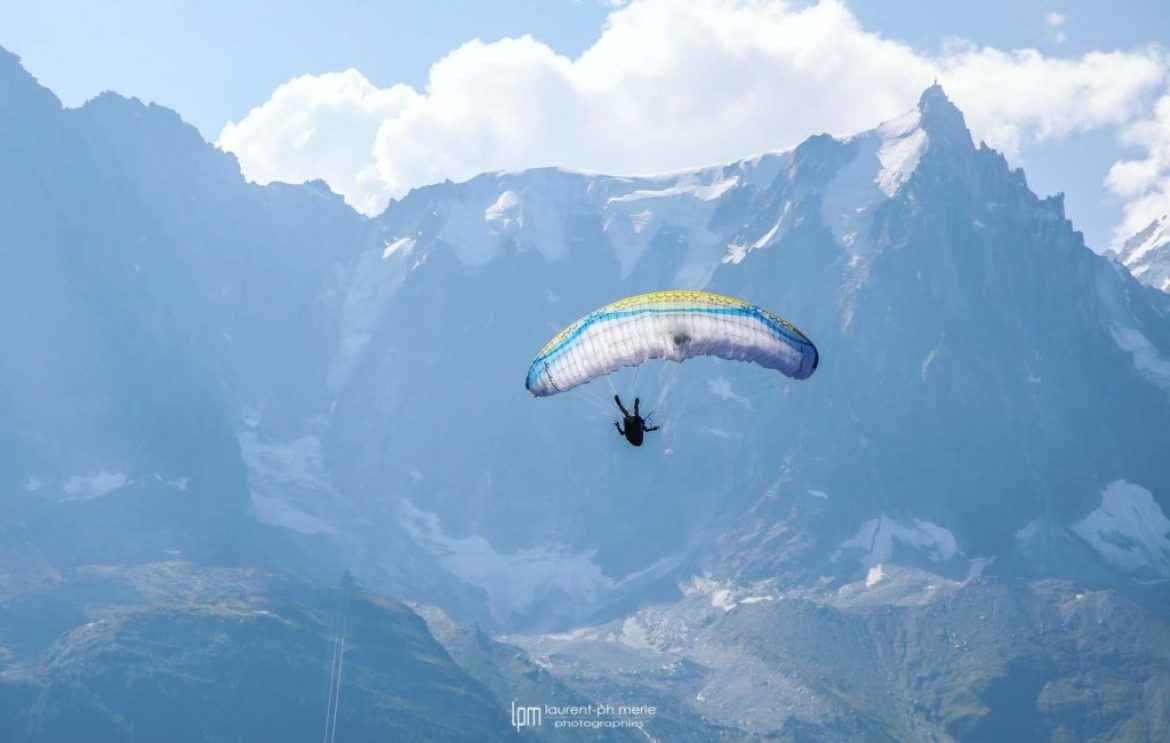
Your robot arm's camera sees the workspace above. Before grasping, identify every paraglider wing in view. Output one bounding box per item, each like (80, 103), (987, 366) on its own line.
(525, 291), (818, 397)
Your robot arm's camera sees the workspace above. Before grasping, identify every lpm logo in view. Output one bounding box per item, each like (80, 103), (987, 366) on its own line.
(510, 700), (542, 732)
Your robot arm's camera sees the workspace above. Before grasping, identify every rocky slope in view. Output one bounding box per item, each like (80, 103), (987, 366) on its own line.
(0, 564), (514, 742)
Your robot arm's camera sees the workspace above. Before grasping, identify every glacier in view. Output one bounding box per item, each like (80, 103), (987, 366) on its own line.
(1071, 480), (1170, 577)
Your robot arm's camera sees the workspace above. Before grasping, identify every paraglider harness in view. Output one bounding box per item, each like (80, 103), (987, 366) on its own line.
(613, 395), (659, 447)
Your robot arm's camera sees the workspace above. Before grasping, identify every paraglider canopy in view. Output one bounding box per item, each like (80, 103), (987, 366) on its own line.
(525, 290), (818, 397)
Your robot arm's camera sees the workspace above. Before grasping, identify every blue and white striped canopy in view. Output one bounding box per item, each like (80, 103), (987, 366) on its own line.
(525, 291), (818, 397)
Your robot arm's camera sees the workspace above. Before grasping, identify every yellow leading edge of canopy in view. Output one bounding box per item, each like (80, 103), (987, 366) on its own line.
(536, 290), (801, 359)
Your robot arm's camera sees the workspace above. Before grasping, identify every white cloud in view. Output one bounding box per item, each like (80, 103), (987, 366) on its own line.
(220, 70), (421, 215)
(1045, 11), (1067, 44)
(1107, 92), (1170, 244)
(219, 0), (1168, 232)
(940, 46), (1164, 156)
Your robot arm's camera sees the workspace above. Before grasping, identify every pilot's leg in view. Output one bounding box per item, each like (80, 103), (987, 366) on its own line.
(614, 395), (629, 416)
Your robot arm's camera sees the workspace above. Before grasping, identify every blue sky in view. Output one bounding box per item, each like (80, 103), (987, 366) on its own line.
(850, 1), (1168, 58)
(0, 0), (609, 136)
(2, 0), (1169, 250)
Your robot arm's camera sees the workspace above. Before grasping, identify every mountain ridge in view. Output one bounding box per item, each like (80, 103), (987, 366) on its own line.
(5, 41), (1169, 627)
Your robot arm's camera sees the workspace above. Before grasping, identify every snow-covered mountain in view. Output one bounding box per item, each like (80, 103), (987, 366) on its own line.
(3, 44), (1170, 739)
(304, 83), (1170, 628)
(5, 37), (1169, 627)
(1115, 214), (1170, 292)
